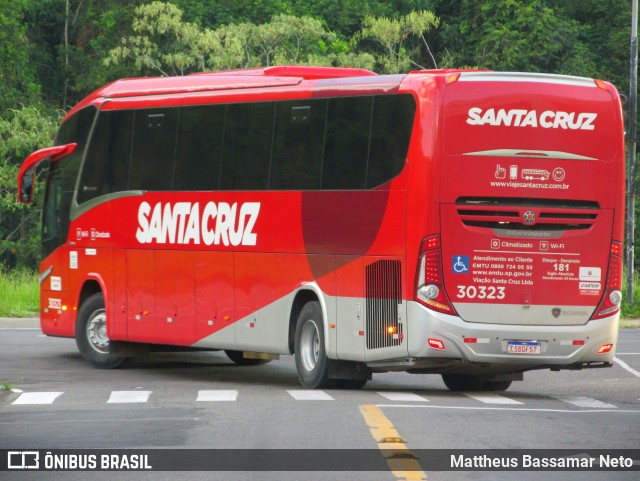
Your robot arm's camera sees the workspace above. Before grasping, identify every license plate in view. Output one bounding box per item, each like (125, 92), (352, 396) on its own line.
(507, 341), (540, 354)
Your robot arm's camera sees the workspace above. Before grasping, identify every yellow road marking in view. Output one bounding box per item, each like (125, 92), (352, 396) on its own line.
(359, 404), (427, 481)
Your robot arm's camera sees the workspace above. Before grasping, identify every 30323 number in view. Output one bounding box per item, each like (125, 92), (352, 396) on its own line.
(456, 285), (506, 300)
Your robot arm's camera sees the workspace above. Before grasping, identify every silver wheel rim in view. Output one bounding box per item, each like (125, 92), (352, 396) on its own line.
(300, 320), (320, 372)
(86, 309), (110, 354)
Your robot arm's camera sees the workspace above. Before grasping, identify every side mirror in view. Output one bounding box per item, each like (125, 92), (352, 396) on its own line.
(20, 169), (35, 203)
(16, 143), (77, 204)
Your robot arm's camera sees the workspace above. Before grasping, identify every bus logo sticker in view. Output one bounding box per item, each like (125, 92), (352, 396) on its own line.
(452, 256), (469, 273)
(48, 298), (62, 310)
(521, 169), (549, 181)
(136, 201), (260, 246)
(523, 210), (536, 224)
(552, 167), (566, 182)
(552, 307), (561, 318)
(69, 251), (78, 270)
(50, 276), (62, 292)
(579, 267), (601, 281)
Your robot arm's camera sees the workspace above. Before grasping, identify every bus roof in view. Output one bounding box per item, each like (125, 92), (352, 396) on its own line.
(64, 67), (613, 122)
(65, 66), (382, 119)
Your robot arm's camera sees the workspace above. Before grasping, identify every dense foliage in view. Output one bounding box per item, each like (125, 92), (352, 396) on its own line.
(0, 0), (634, 270)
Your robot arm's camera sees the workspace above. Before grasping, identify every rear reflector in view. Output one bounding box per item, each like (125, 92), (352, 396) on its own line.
(597, 343), (613, 354)
(428, 338), (445, 350)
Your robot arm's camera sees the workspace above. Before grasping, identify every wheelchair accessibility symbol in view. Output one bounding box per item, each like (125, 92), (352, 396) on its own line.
(452, 255), (469, 274)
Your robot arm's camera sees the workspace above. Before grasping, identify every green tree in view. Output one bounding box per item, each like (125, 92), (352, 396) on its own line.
(25, 0), (140, 109)
(0, 105), (62, 269)
(433, 0), (595, 75)
(0, 0), (41, 113)
(358, 10), (440, 73)
(105, 2), (374, 74)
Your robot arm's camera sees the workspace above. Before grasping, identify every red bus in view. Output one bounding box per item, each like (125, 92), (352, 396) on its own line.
(18, 66), (625, 391)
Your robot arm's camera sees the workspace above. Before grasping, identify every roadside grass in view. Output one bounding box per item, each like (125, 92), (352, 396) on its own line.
(0, 266), (38, 317)
(0, 381), (15, 391)
(621, 271), (640, 320)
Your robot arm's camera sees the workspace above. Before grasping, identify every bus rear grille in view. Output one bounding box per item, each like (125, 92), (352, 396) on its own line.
(365, 260), (402, 350)
(456, 197), (599, 231)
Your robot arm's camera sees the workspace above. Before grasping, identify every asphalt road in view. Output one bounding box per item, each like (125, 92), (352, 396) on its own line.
(1, 321), (639, 481)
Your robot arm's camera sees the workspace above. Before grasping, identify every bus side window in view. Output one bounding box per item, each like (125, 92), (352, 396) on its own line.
(270, 99), (326, 190)
(367, 95), (416, 189)
(78, 110), (133, 204)
(174, 105), (225, 191)
(129, 109), (177, 191)
(220, 102), (274, 191)
(321, 96), (372, 190)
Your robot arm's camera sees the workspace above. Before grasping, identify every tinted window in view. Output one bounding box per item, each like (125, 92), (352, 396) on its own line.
(42, 170), (61, 243)
(78, 110), (133, 204)
(367, 95), (415, 188)
(55, 106), (95, 148)
(174, 105), (225, 191)
(220, 102), (274, 190)
(321, 97), (373, 189)
(129, 109), (177, 191)
(270, 100), (326, 190)
(42, 152), (82, 257)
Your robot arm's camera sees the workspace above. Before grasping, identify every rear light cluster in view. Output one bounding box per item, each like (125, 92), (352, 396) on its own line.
(415, 235), (456, 314)
(591, 241), (623, 320)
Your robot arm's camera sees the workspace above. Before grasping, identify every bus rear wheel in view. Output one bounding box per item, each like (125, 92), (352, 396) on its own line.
(441, 374), (512, 392)
(75, 293), (130, 369)
(294, 301), (336, 389)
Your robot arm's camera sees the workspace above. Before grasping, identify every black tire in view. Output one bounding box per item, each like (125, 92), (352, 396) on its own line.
(338, 378), (368, 390)
(294, 301), (336, 389)
(482, 380), (512, 392)
(442, 374), (512, 392)
(441, 374), (487, 391)
(224, 350), (271, 366)
(75, 292), (130, 369)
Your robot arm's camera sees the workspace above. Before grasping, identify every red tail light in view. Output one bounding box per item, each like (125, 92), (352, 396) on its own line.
(591, 241), (623, 320)
(415, 235), (456, 314)
(597, 343), (613, 354)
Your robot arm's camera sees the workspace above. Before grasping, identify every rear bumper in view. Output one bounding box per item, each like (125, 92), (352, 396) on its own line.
(396, 301), (618, 373)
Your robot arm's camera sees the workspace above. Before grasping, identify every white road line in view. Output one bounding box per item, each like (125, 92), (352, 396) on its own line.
(464, 393), (523, 405)
(106, 391), (151, 404)
(553, 396), (617, 409)
(377, 392), (429, 402)
(287, 390), (334, 401)
(197, 390), (238, 402)
(614, 356), (640, 378)
(376, 404), (640, 414)
(12, 392), (63, 405)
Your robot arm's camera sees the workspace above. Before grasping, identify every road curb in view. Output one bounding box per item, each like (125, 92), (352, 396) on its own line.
(0, 317), (39, 328)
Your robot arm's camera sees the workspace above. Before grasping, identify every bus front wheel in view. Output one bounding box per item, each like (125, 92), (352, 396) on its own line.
(294, 301), (335, 389)
(75, 293), (130, 369)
